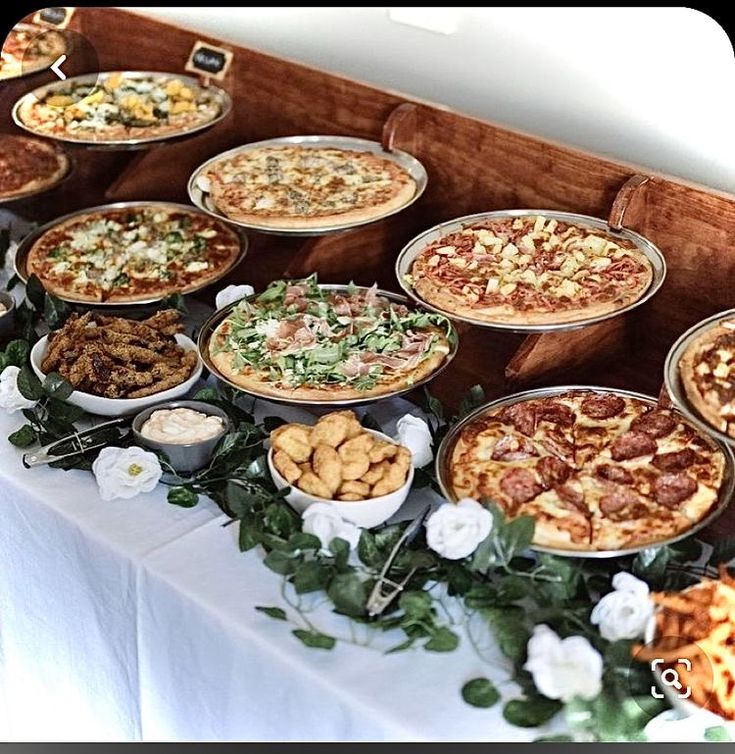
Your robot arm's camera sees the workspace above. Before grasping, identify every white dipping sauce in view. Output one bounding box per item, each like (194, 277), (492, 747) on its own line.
(141, 408), (225, 444)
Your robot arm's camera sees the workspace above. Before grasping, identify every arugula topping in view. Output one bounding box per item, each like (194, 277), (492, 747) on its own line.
(216, 274), (454, 391)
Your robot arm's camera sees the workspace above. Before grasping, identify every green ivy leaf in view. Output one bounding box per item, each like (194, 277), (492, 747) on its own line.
(45, 397), (85, 423)
(705, 726), (732, 742)
(42, 372), (74, 401)
(25, 274), (45, 311)
(238, 515), (262, 551)
(463, 583), (498, 610)
(329, 536), (351, 571)
(292, 629), (335, 650)
(262, 415), (287, 433)
(444, 562), (473, 596)
(263, 549), (299, 575)
(161, 291), (188, 313)
(357, 529), (382, 568)
(16, 365), (43, 401)
(194, 387), (219, 402)
(710, 536), (735, 566)
(461, 677), (500, 708)
(456, 384), (486, 420)
(503, 697), (562, 728)
(4, 339), (29, 368)
(424, 626), (459, 652)
(484, 607), (529, 661)
(385, 637), (416, 653)
(399, 590), (433, 619)
(422, 387), (444, 424)
(8, 424), (36, 447)
(255, 606), (287, 621)
(167, 486), (199, 508)
(43, 293), (71, 330)
(327, 572), (367, 617)
(293, 561), (332, 594)
(264, 502), (298, 538)
(287, 532), (321, 552)
(501, 516), (535, 561)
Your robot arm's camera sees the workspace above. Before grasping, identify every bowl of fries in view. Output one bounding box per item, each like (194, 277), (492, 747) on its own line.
(636, 567), (735, 727)
(267, 411), (414, 529)
(30, 310), (202, 417)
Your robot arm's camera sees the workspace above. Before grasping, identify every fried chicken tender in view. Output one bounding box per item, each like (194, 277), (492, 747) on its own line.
(310, 413), (350, 448)
(312, 444), (342, 494)
(339, 480), (370, 498)
(40, 310), (195, 399)
(338, 433), (374, 480)
(368, 440), (398, 464)
(273, 450), (302, 484)
(298, 471), (332, 499)
(271, 424), (312, 463)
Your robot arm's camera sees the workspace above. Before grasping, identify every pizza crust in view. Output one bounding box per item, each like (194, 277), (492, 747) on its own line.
(680, 324), (735, 436)
(0, 136), (69, 200)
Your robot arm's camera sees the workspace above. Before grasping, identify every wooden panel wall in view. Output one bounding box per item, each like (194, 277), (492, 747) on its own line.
(3, 8), (735, 536)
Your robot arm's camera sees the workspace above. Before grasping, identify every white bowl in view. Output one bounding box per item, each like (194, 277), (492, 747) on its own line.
(267, 428), (414, 529)
(30, 333), (202, 417)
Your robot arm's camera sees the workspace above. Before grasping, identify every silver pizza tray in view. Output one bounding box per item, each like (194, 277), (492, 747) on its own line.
(187, 135), (428, 237)
(395, 209), (667, 334)
(197, 283), (458, 406)
(664, 308), (735, 448)
(435, 384), (735, 559)
(14, 200), (247, 306)
(12, 71), (232, 150)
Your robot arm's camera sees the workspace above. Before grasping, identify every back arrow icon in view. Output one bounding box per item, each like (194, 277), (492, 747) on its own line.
(50, 54), (67, 80)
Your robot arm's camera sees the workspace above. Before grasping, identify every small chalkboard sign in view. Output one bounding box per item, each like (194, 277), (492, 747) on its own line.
(32, 7), (74, 29)
(185, 40), (233, 81)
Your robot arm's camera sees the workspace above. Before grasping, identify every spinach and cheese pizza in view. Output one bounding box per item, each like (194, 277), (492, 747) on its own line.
(16, 71), (225, 143)
(446, 390), (726, 552)
(196, 144), (417, 229)
(404, 214), (654, 326)
(24, 204), (242, 303)
(208, 275), (455, 401)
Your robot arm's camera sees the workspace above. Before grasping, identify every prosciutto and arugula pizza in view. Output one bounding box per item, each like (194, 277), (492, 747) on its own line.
(196, 144), (417, 229)
(16, 71), (224, 143)
(24, 204), (242, 303)
(404, 214), (654, 326)
(208, 275), (455, 401)
(0, 135), (69, 201)
(446, 389), (726, 552)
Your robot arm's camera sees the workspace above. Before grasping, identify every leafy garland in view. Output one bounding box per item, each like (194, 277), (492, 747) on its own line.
(3, 277), (734, 741)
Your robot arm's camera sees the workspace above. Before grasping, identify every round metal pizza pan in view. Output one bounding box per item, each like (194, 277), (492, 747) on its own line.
(0, 24), (69, 83)
(435, 384), (735, 559)
(14, 200), (248, 306)
(664, 308), (735, 448)
(197, 283), (458, 406)
(0, 139), (74, 205)
(395, 209), (667, 334)
(11, 71), (232, 150)
(187, 135), (428, 237)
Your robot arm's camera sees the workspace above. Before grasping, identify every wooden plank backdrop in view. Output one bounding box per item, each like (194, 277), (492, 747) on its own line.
(3, 8), (735, 537)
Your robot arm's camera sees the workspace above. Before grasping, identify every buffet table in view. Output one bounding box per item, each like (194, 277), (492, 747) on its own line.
(0, 396), (555, 742)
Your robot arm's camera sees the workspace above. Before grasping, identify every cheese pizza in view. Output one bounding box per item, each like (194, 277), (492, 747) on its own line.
(24, 204), (242, 303)
(207, 275), (455, 401)
(0, 135), (69, 201)
(446, 390), (727, 551)
(404, 214), (654, 326)
(196, 144), (417, 229)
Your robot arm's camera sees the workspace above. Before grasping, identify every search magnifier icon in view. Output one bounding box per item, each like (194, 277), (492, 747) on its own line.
(660, 667), (683, 690)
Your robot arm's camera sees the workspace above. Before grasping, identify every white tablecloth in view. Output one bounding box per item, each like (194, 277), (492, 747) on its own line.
(0, 390), (562, 742)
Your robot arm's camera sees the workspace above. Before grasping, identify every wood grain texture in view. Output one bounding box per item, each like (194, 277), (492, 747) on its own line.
(4, 7), (735, 539)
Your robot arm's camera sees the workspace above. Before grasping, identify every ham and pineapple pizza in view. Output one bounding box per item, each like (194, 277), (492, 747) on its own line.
(207, 274), (455, 401)
(404, 214), (654, 326)
(23, 204), (242, 303)
(446, 389), (727, 552)
(196, 144), (417, 229)
(680, 317), (735, 439)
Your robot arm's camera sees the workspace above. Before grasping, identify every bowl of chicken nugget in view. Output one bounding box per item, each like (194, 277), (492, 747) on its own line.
(267, 410), (414, 529)
(30, 309), (202, 416)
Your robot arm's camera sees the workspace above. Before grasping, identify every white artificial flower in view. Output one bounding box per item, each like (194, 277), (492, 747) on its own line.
(215, 284), (255, 310)
(92, 446), (162, 501)
(0, 366), (37, 413)
(524, 624), (603, 702)
(590, 571), (654, 641)
(425, 498), (493, 560)
(395, 414), (434, 468)
(302, 502), (361, 552)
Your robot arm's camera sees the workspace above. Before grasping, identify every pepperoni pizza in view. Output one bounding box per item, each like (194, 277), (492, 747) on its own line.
(446, 390), (727, 551)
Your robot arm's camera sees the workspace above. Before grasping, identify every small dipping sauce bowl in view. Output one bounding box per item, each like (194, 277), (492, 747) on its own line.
(132, 400), (232, 474)
(0, 291), (17, 339)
